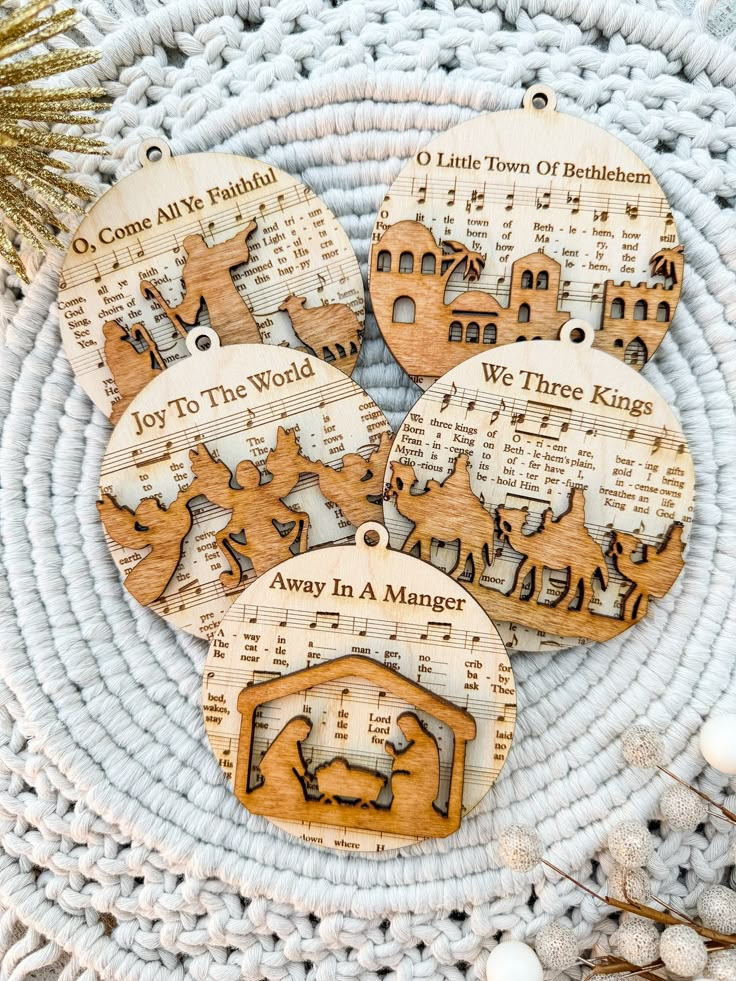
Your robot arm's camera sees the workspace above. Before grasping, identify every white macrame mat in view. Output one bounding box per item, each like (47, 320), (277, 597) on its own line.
(1, 0), (735, 977)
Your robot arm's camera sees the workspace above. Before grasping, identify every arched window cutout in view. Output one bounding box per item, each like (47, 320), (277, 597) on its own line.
(376, 251), (391, 272)
(399, 252), (414, 273)
(518, 303), (530, 323)
(483, 323), (496, 344)
(610, 298), (625, 319)
(448, 321), (462, 342)
(466, 322), (480, 343)
(421, 253), (436, 274)
(392, 296), (415, 323)
(656, 301), (670, 322)
(624, 338), (647, 368)
(634, 299), (647, 321)
(520, 270), (533, 289)
(536, 271), (549, 290)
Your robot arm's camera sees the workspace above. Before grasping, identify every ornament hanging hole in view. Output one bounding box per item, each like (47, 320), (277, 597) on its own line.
(559, 319), (594, 348)
(185, 326), (220, 356)
(358, 522), (389, 549)
(522, 85), (557, 113)
(137, 138), (173, 168)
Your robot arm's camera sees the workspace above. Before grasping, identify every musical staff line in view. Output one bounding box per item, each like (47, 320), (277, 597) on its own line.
(61, 182), (323, 291)
(388, 175), (672, 223)
(220, 602), (505, 658)
(100, 377), (362, 475)
(425, 381), (687, 454)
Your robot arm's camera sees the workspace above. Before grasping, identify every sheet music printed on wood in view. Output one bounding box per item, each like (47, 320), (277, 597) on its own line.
(203, 523), (515, 851)
(60, 141), (365, 422)
(383, 322), (695, 651)
(370, 86), (683, 389)
(98, 334), (392, 639)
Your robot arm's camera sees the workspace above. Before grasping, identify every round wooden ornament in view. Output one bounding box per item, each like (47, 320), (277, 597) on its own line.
(203, 521), (516, 852)
(97, 330), (392, 639)
(382, 321), (695, 651)
(60, 140), (365, 422)
(370, 86), (683, 389)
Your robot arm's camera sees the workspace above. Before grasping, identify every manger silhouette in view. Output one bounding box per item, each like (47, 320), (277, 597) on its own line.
(234, 654), (476, 838)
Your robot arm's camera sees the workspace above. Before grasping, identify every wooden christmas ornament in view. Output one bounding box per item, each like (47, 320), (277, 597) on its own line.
(98, 329), (392, 639)
(203, 521), (516, 851)
(60, 140), (365, 421)
(370, 86), (683, 389)
(382, 321), (695, 651)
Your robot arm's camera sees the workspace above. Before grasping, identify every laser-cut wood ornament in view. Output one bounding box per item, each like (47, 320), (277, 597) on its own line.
(369, 86), (683, 389)
(382, 321), (695, 651)
(98, 330), (392, 639)
(60, 139), (365, 422)
(203, 522), (516, 851)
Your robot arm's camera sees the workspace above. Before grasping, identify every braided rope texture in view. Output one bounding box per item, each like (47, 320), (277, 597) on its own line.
(1, 0), (736, 977)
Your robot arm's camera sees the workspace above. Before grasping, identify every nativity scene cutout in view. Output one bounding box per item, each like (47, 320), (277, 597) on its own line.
(370, 219), (683, 378)
(388, 454), (686, 641)
(102, 219), (363, 422)
(234, 655), (476, 838)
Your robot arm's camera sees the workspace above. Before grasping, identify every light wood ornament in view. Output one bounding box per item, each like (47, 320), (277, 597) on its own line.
(203, 521), (516, 851)
(369, 85), (683, 389)
(60, 139), (365, 421)
(98, 331), (392, 639)
(382, 320), (695, 651)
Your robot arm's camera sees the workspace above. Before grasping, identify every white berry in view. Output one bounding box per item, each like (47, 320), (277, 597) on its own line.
(608, 865), (652, 903)
(660, 783), (708, 832)
(608, 820), (653, 869)
(534, 923), (578, 970)
(612, 917), (660, 966)
(697, 884), (736, 934)
(497, 826), (543, 873)
(485, 940), (543, 981)
(700, 714), (736, 774)
(659, 925), (708, 977)
(705, 949), (736, 981)
(622, 724), (664, 768)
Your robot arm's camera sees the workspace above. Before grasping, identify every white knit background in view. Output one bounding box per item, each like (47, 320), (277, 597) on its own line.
(1, 0), (736, 978)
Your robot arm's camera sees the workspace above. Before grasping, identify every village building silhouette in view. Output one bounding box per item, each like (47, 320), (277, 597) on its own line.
(371, 220), (681, 374)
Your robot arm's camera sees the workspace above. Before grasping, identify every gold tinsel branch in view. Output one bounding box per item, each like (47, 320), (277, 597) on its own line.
(0, 0), (107, 282)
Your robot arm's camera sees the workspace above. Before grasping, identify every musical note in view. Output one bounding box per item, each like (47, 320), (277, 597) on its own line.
(593, 209), (609, 222)
(309, 611), (340, 630)
(135, 238), (144, 259)
(626, 200), (639, 220)
(446, 179), (457, 208)
(417, 183), (427, 205)
(277, 193), (286, 211)
(317, 272), (326, 294)
(93, 263), (102, 283)
(505, 184), (515, 212)
(651, 429), (667, 454)
(467, 185), (486, 212)
(513, 401), (572, 440)
(535, 186), (551, 210)
(440, 382), (457, 412)
(205, 670), (214, 686)
(420, 621), (452, 642)
(566, 186), (581, 215)
(245, 407), (256, 428)
(488, 398), (506, 427)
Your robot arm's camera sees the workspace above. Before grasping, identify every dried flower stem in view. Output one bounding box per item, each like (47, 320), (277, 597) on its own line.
(657, 765), (736, 823)
(541, 860), (736, 945)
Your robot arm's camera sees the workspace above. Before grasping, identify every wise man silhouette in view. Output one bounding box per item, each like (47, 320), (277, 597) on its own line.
(140, 220), (262, 345)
